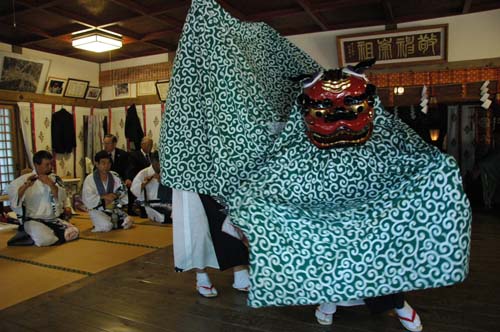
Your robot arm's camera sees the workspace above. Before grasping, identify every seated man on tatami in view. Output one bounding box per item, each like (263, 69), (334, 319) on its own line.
(131, 151), (172, 223)
(7, 150), (79, 246)
(82, 150), (132, 232)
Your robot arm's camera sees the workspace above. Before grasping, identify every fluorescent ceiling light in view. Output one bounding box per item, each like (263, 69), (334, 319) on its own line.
(72, 31), (122, 53)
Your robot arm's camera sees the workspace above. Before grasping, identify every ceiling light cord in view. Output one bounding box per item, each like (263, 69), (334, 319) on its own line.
(12, 0), (16, 28)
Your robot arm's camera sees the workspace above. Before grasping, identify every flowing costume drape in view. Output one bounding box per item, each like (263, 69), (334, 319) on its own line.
(159, 0), (471, 308)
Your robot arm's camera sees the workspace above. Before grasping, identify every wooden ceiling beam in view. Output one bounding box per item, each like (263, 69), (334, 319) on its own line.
(312, 0), (380, 12)
(106, 0), (186, 16)
(127, 48), (172, 59)
(103, 0), (183, 32)
(216, 0), (246, 20)
(39, 6), (98, 29)
(144, 40), (176, 51)
(328, 18), (387, 31)
(23, 43), (72, 57)
(247, 0), (378, 22)
(107, 0), (149, 15)
(20, 24), (85, 46)
(103, 26), (143, 41)
(295, 0), (328, 31)
(26, 3), (177, 54)
(2, 0), (65, 20)
(247, 8), (303, 21)
(17, 23), (53, 39)
(141, 29), (179, 42)
(462, 0), (472, 13)
(102, 26), (173, 52)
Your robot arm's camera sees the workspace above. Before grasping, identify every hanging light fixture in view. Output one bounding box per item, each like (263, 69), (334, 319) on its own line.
(429, 128), (440, 142)
(429, 95), (438, 106)
(72, 30), (122, 53)
(393, 86), (405, 95)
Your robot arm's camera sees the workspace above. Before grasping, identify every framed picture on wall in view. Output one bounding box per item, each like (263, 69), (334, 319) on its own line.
(45, 77), (67, 96)
(0, 51), (50, 93)
(85, 86), (102, 100)
(137, 81), (156, 96)
(114, 82), (130, 98)
(64, 78), (89, 98)
(155, 80), (170, 102)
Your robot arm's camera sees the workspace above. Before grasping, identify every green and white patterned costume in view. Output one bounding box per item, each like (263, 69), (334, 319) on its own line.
(160, 0), (471, 308)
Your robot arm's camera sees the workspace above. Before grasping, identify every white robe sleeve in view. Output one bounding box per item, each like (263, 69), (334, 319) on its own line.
(82, 175), (101, 209)
(7, 174), (29, 209)
(130, 169), (146, 200)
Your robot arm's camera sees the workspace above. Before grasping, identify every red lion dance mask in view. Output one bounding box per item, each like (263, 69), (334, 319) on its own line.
(297, 59), (377, 149)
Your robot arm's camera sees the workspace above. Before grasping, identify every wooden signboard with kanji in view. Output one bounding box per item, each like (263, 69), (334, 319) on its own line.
(337, 24), (448, 67)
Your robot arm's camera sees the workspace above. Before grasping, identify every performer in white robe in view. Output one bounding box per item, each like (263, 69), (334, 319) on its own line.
(172, 189), (251, 298)
(82, 150), (132, 232)
(130, 151), (172, 223)
(7, 150), (79, 246)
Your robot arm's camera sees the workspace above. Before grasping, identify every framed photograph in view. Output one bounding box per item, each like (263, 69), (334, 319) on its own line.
(45, 77), (67, 96)
(155, 80), (170, 102)
(63, 78), (89, 98)
(114, 82), (130, 98)
(0, 52), (50, 93)
(85, 86), (102, 100)
(137, 81), (156, 96)
(337, 24), (448, 67)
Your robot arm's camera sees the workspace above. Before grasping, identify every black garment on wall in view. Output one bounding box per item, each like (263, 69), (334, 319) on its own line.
(124, 104), (144, 151)
(51, 108), (76, 153)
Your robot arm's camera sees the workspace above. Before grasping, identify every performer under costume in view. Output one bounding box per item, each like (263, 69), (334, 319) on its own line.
(82, 151), (132, 232)
(296, 65), (421, 331)
(171, 189), (250, 297)
(131, 151), (172, 223)
(159, 0), (471, 323)
(7, 150), (79, 247)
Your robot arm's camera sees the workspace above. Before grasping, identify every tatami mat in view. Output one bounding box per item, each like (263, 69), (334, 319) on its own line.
(0, 259), (85, 310)
(0, 213), (173, 310)
(0, 236), (156, 273)
(71, 214), (173, 248)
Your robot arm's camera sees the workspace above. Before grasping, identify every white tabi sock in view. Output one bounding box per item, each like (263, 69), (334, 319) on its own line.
(319, 302), (337, 315)
(233, 269), (250, 289)
(196, 272), (212, 287)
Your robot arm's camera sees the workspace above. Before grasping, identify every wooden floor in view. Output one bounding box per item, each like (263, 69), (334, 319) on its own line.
(0, 209), (499, 332)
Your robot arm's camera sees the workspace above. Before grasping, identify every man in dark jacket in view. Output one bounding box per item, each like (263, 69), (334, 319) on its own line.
(103, 134), (129, 180)
(126, 136), (153, 217)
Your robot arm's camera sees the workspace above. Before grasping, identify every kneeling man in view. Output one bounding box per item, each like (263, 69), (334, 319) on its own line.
(7, 150), (79, 246)
(131, 151), (172, 223)
(82, 150), (132, 231)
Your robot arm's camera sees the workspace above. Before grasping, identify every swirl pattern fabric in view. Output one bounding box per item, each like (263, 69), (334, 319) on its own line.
(228, 101), (471, 307)
(159, 0), (319, 198)
(159, 0), (472, 308)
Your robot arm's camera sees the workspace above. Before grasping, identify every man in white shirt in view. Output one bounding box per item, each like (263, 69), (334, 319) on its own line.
(131, 151), (172, 223)
(7, 150), (79, 246)
(82, 150), (133, 232)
